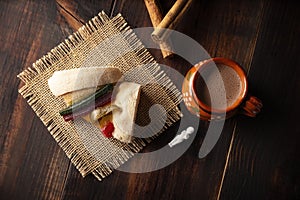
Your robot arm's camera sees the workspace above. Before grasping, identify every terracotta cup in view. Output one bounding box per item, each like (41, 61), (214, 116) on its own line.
(182, 57), (262, 120)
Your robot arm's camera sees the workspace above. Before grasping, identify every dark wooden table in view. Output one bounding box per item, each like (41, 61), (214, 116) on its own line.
(1, 0), (300, 199)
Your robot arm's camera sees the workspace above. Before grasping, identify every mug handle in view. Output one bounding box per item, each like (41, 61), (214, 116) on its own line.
(240, 96), (263, 117)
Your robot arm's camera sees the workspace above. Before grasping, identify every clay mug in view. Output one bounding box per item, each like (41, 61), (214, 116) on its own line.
(182, 57), (262, 120)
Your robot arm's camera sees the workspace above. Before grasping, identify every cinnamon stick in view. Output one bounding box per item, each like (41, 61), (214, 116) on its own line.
(144, 0), (174, 58)
(151, 0), (193, 42)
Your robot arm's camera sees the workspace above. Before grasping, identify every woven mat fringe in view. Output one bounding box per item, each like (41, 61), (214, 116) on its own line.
(18, 11), (182, 181)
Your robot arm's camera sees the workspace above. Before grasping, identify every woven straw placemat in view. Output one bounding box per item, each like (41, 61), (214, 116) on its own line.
(18, 11), (182, 180)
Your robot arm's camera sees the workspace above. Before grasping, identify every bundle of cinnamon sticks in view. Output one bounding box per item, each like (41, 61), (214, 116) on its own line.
(144, 0), (193, 58)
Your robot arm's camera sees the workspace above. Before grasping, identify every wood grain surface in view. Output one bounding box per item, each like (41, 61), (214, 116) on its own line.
(219, 1), (300, 199)
(0, 0), (299, 199)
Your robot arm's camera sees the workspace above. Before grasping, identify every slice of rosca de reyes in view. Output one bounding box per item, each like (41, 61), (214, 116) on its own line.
(112, 82), (141, 143)
(48, 66), (122, 97)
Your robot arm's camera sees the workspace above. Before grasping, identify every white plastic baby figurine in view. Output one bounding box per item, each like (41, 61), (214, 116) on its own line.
(168, 126), (195, 148)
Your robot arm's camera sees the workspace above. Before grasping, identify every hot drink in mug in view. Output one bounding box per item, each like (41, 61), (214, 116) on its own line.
(182, 57), (262, 120)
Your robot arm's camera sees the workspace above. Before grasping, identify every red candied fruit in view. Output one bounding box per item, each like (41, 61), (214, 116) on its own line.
(101, 122), (114, 138)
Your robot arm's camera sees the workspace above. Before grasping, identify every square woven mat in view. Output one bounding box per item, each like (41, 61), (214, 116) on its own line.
(18, 11), (182, 181)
